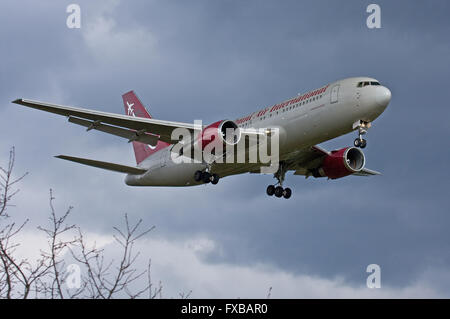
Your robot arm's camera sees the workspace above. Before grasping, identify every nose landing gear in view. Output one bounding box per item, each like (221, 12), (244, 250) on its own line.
(354, 137), (367, 148)
(266, 162), (292, 199)
(353, 120), (371, 149)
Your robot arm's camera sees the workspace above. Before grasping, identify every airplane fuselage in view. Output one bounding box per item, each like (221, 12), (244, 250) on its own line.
(125, 77), (391, 186)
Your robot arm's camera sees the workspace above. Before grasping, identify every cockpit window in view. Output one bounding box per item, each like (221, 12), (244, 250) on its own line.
(357, 81), (381, 87)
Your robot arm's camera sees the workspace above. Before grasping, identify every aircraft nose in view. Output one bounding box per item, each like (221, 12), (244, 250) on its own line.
(375, 86), (391, 108)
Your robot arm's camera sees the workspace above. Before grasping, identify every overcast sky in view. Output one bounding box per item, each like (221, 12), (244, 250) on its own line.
(1, 0), (450, 298)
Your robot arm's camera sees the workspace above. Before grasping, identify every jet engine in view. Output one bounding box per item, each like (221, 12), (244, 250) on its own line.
(199, 120), (241, 150)
(311, 147), (365, 179)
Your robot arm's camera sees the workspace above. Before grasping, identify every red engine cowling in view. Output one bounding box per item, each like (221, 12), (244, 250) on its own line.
(312, 147), (365, 179)
(199, 120), (241, 150)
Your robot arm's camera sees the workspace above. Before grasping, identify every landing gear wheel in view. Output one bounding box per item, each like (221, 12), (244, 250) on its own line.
(266, 185), (275, 196)
(211, 174), (219, 185)
(268, 162), (293, 199)
(202, 172), (211, 183)
(359, 139), (367, 149)
(274, 186), (284, 198)
(354, 138), (367, 148)
(283, 188), (292, 199)
(194, 170), (203, 182)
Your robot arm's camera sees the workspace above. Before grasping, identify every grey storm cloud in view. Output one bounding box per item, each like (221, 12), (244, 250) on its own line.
(1, 0), (450, 297)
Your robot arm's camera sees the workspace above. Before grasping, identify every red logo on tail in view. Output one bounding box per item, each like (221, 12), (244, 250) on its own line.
(122, 91), (170, 164)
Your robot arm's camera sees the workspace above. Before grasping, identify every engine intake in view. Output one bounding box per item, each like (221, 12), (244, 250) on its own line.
(312, 147), (365, 179)
(200, 120), (241, 150)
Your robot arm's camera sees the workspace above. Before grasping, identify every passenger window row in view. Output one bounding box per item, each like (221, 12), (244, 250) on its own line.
(239, 94), (324, 127)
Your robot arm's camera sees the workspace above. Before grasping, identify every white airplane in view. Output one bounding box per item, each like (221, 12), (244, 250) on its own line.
(13, 77), (391, 199)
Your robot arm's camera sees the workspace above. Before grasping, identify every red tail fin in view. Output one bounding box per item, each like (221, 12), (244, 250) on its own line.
(122, 91), (170, 164)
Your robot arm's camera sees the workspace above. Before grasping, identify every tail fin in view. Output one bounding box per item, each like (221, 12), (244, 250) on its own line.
(122, 91), (170, 164)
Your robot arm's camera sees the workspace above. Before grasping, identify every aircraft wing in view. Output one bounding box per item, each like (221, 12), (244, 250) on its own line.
(291, 145), (381, 177)
(12, 98), (199, 145)
(352, 167), (382, 176)
(211, 144), (380, 177)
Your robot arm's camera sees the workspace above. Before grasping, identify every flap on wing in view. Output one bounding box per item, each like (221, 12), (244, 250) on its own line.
(68, 116), (159, 146)
(55, 155), (147, 175)
(13, 98), (199, 144)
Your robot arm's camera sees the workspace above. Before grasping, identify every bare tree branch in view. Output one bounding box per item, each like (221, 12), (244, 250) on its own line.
(37, 189), (76, 299)
(0, 147), (187, 299)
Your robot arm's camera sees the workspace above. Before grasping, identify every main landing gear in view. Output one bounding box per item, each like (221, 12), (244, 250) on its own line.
(194, 170), (219, 185)
(266, 162), (292, 199)
(353, 120), (371, 149)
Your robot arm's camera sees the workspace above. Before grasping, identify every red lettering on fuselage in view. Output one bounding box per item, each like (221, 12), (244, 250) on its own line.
(236, 84), (329, 123)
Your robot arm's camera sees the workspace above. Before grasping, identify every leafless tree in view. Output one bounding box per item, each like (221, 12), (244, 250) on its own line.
(0, 147), (47, 299)
(36, 189), (76, 299)
(0, 147), (173, 299)
(67, 214), (158, 299)
(266, 286), (272, 299)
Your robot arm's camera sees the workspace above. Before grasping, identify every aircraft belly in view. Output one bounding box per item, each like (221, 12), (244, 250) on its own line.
(125, 161), (205, 186)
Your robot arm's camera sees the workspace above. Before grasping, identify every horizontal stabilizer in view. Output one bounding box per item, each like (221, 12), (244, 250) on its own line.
(55, 155), (147, 175)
